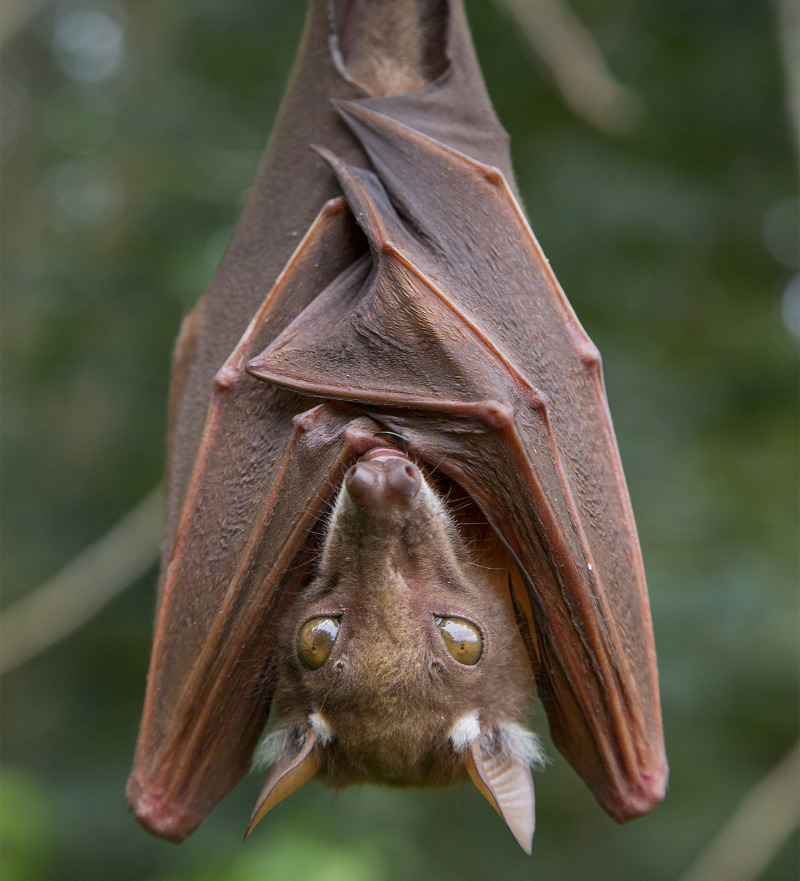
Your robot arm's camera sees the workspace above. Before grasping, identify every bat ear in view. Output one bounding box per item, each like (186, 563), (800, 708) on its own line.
(464, 733), (536, 854)
(244, 729), (321, 839)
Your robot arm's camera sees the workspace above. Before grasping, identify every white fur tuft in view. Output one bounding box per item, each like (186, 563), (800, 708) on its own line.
(448, 711), (481, 753)
(252, 712), (335, 771)
(496, 721), (547, 769)
(309, 711), (335, 746)
(252, 727), (290, 771)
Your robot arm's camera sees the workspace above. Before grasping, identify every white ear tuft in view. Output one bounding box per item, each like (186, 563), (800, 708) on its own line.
(448, 711), (481, 752)
(253, 727), (291, 771)
(254, 712), (335, 772)
(309, 711), (335, 746)
(497, 721), (547, 769)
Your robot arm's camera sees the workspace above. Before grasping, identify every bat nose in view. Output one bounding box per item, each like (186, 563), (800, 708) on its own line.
(345, 455), (421, 506)
(386, 457), (421, 497)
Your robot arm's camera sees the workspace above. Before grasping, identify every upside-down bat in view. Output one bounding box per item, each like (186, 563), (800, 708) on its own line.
(127, 0), (667, 853)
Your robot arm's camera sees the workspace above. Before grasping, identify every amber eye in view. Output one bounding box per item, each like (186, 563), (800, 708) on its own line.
(297, 617), (340, 669)
(435, 616), (482, 665)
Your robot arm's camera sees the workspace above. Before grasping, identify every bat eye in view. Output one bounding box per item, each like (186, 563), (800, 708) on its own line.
(298, 616), (340, 670)
(435, 617), (483, 666)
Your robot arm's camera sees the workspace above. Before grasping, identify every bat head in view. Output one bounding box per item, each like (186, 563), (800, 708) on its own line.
(246, 448), (542, 851)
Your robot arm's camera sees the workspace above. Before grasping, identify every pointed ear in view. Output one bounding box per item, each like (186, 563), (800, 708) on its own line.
(465, 736), (536, 854)
(245, 729), (321, 839)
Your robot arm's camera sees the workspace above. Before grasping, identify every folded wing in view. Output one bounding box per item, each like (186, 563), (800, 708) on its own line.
(247, 103), (667, 820)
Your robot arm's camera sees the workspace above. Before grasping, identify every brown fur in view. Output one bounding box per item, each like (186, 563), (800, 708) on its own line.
(337, 0), (436, 96)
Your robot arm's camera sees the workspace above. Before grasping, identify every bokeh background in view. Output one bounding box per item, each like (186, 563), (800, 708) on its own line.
(2, 0), (797, 879)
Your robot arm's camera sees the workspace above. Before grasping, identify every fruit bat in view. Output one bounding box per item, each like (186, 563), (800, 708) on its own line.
(127, 0), (667, 853)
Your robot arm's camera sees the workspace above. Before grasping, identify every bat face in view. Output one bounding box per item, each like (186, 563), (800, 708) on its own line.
(128, 0), (666, 852)
(249, 447), (541, 849)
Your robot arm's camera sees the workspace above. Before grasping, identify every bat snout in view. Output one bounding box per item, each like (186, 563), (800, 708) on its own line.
(345, 451), (421, 509)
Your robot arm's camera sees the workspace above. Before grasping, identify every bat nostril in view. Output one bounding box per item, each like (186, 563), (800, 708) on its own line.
(345, 463), (377, 500)
(387, 459), (421, 498)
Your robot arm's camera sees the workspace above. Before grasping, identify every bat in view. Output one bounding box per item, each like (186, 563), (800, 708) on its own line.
(127, 0), (667, 853)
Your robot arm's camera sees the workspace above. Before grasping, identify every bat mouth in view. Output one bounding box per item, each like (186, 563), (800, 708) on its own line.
(360, 445), (409, 463)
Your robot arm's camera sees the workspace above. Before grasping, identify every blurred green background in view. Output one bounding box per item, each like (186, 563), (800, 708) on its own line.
(1, 0), (797, 879)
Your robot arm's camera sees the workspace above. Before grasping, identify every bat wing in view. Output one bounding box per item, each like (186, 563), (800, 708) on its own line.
(128, 200), (388, 841)
(246, 102), (667, 820)
(129, 0), (541, 842)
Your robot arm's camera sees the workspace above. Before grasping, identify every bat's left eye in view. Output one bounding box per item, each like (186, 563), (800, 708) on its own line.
(435, 616), (483, 666)
(298, 616), (340, 669)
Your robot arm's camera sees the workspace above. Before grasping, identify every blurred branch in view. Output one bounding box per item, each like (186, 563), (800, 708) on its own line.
(493, 0), (642, 134)
(677, 739), (800, 881)
(0, 486), (163, 676)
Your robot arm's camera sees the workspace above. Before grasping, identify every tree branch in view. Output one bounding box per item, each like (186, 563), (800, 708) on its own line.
(493, 0), (642, 134)
(677, 739), (800, 881)
(0, 486), (163, 676)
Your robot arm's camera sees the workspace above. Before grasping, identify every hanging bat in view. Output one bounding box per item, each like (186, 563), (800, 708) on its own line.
(127, 0), (667, 853)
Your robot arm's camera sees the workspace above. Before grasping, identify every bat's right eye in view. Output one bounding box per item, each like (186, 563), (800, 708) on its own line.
(297, 616), (341, 669)
(435, 616), (483, 666)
